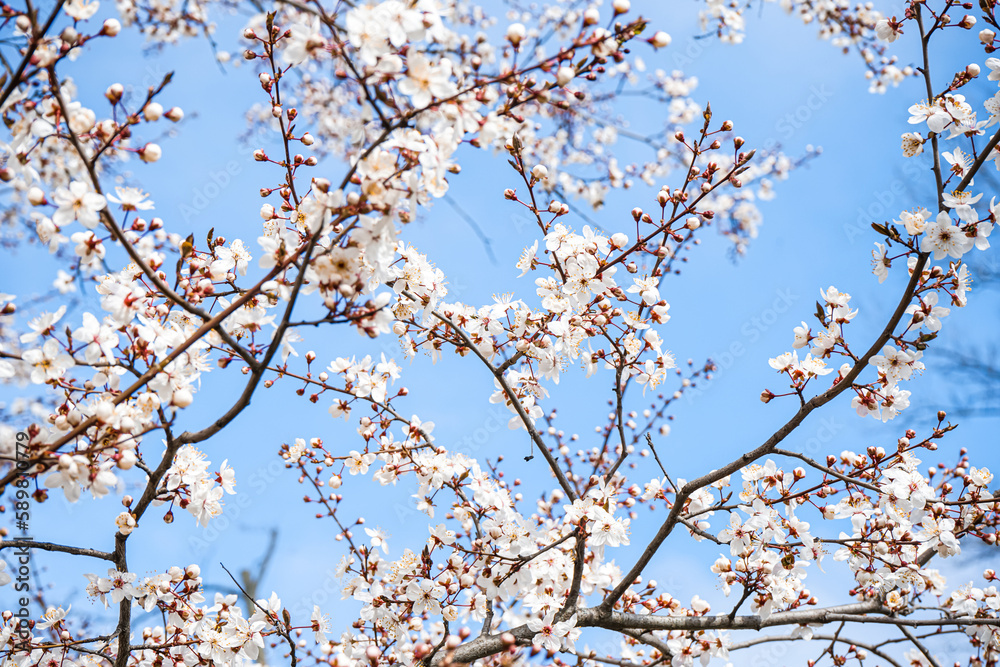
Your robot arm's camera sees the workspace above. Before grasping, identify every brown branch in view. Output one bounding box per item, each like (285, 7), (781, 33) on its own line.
(416, 296), (578, 501)
(557, 527), (586, 619)
(915, 6), (945, 211)
(727, 632), (905, 667)
(112, 532), (129, 667)
(443, 599), (1000, 665)
(597, 246), (931, 615)
(221, 563), (298, 667)
(45, 67), (257, 371)
(172, 212), (340, 447)
(0, 539), (113, 561)
(0, 262), (291, 491)
(899, 625), (942, 667)
(772, 447), (881, 493)
(0, 0), (67, 109)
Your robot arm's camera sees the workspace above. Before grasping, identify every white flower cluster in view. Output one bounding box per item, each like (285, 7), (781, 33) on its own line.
(159, 445), (237, 526)
(338, 452), (630, 656)
(2, 0), (999, 665)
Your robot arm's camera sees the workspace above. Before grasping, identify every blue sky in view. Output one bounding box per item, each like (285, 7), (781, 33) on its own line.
(3, 0), (999, 662)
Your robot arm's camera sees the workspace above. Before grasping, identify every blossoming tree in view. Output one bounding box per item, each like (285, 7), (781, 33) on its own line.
(1, 0), (999, 666)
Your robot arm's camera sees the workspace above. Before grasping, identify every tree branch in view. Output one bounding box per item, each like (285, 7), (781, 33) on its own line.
(0, 539), (113, 561)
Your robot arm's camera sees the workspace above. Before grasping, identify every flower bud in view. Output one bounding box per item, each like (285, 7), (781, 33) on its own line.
(105, 83), (124, 103)
(531, 164), (548, 180)
(165, 107), (184, 122)
(172, 387), (193, 408)
(139, 143), (162, 163)
(981, 28), (996, 43)
(651, 31), (671, 48)
(612, 0), (630, 14)
(506, 22), (526, 45)
(27, 186), (46, 205)
(143, 102), (163, 121)
(556, 66), (575, 86)
(95, 401), (114, 422)
(102, 18), (121, 36)
(119, 449), (137, 470)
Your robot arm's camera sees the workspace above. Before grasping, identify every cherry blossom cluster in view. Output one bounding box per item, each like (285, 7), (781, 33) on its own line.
(706, 433), (999, 656)
(763, 36), (999, 422)
(1, 0), (999, 666)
